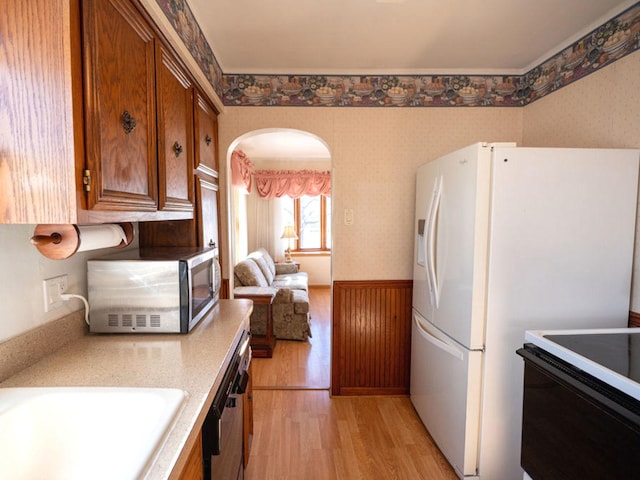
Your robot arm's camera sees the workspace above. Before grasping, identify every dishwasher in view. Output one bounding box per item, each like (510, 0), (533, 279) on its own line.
(202, 329), (251, 480)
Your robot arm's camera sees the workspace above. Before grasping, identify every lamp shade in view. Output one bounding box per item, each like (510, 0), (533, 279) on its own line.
(281, 225), (298, 240)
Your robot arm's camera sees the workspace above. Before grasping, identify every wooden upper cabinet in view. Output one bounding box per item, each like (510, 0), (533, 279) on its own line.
(1, 0), (78, 223)
(79, 0), (194, 222)
(194, 92), (219, 177)
(82, 0), (158, 212)
(156, 44), (195, 213)
(3, 0), (208, 224)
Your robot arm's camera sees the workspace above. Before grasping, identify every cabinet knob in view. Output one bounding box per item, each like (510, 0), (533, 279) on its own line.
(121, 111), (137, 134)
(173, 141), (183, 157)
(205, 134), (212, 146)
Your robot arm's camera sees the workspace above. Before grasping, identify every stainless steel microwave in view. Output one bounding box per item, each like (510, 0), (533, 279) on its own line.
(87, 247), (220, 333)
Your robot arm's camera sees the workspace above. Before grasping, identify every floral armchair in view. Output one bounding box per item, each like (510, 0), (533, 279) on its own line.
(234, 248), (311, 341)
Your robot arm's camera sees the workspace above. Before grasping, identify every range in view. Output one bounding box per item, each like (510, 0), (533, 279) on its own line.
(518, 328), (640, 480)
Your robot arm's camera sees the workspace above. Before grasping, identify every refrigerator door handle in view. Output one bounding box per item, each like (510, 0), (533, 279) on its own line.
(417, 219), (426, 267)
(413, 313), (463, 360)
(426, 176), (442, 308)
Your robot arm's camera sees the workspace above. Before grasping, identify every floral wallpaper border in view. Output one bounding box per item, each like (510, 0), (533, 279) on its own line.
(156, 0), (640, 108)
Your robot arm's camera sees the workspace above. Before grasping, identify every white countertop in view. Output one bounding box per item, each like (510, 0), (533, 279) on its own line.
(0, 299), (252, 479)
(525, 328), (640, 400)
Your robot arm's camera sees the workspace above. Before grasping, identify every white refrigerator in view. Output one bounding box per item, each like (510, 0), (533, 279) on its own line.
(410, 142), (640, 480)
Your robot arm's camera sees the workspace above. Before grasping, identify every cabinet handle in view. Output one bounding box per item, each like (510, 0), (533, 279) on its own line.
(121, 111), (137, 134)
(173, 141), (183, 157)
(205, 134), (212, 146)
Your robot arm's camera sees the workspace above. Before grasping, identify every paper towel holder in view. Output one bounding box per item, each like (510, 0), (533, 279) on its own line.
(30, 223), (134, 260)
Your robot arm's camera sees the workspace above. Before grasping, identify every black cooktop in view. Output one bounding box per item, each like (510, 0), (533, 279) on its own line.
(545, 332), (640, 383)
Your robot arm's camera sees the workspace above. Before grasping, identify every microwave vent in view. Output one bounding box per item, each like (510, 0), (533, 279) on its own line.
(103, 313), (163, 329)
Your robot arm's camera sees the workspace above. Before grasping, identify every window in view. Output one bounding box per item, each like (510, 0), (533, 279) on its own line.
(282, 195), (331, 252)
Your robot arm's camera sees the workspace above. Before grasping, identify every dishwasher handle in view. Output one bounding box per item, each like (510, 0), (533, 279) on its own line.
(234, 371), (250, 394)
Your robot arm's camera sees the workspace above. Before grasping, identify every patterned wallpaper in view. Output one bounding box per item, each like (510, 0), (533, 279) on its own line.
(156, 0), (640, 108)
(217, 106), (525, 280)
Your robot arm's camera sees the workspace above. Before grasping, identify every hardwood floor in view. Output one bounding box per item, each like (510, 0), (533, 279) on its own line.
(252, 286), (331, 389)
(245, 390), (458, 479)
(246, 285), (459, 479)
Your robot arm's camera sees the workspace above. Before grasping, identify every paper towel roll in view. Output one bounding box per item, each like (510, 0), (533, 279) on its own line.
(31, 223), (134, 260)
(77, 224), (128, 252)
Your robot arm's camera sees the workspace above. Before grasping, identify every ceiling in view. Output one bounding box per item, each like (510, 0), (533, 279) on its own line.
(191, 0), (635, 161)
(188, 0), (634, 76)
(234, 130), (332, 161)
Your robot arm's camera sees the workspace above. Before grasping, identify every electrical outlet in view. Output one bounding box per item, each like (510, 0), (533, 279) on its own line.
(43, 275), (68, 312)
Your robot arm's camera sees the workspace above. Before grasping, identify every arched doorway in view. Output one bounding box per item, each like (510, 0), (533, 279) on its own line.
(225, 128), (332, 390)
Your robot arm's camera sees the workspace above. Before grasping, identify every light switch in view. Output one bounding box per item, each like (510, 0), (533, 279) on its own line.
(344, 209), (354, 225)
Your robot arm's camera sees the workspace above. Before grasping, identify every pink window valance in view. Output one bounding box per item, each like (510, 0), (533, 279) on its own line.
(253, 169), (331, 199)
(231, 150), (254, 192)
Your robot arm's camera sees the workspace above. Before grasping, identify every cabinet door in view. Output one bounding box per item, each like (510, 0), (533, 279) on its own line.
(194, 91), (219, 177)
(156, 43), (194, 213)
(139, 177), (219, 249)
(198, 178), (219, 250)
(82, 0), (158, 211)
(2, 0), (79, 223)
(177, 430), (203, 480)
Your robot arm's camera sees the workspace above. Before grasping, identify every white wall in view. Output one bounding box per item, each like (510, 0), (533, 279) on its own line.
(0, 224), (138, 343)
(219, 107), (524, 283)
(289, 254), (331, 286)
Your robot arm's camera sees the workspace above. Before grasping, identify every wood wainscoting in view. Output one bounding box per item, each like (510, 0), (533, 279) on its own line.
(331, 280), (412, 396)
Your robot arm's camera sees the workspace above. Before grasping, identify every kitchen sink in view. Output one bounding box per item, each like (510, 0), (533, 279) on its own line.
(0, 386), (188, 479)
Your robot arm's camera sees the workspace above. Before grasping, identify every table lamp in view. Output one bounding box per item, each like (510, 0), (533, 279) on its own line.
(281, 225), (298, 263)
